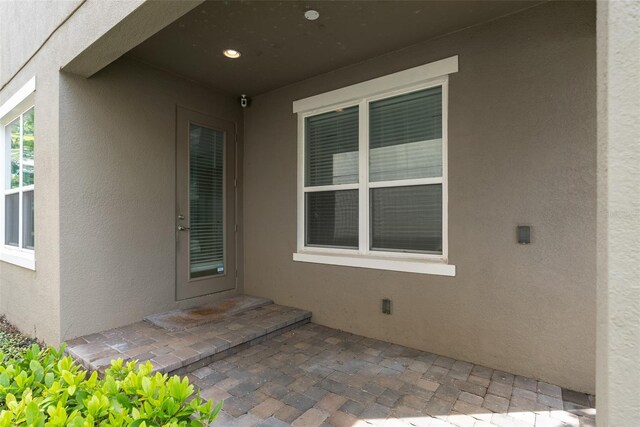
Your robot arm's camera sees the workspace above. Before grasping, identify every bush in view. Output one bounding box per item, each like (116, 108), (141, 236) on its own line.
(0, 345), (222, 426)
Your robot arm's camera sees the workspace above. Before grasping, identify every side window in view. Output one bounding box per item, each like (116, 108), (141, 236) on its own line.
(4, 107), (35, 250)
(0, 77), (36, 270)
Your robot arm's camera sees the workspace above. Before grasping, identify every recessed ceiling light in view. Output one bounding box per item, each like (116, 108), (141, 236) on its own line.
(304, 10), (319, 21)
(223, 49), (241, 59)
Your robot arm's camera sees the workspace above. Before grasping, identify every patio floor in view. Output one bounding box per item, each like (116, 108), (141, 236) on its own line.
(189, 323), (595, 427)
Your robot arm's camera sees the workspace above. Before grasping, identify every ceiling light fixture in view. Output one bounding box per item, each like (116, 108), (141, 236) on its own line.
(304, 9), (319, 21)
(223, 49), (241, 59)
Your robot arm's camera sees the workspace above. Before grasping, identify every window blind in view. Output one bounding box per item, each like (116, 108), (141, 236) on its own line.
(4, 193), (18, 247)
(306, 190), (358, 248)
(189, 124), (224, 278)
(369, 87), (442, 182)
(371, 185), (442, 253)
(305, 106), (359, 186)
(22, 190), (34, 249)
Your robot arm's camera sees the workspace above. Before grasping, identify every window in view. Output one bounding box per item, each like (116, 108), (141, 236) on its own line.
(293, 58), (457, 276)
(0, 77), (35, 270)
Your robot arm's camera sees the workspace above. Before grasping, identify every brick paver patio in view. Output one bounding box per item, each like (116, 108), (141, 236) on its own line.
(189, 323), (595, 427)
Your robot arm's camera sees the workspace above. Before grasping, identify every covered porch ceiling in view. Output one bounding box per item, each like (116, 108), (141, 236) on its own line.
(126, 0), (544, 97)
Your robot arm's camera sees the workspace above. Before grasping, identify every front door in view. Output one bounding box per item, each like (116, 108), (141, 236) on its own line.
(176, 107), (236, 300)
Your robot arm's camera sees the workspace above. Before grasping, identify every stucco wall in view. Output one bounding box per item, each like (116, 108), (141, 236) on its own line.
(243, 1), (596, 393)
(0, 0), (83, 86)
(596, 0), (640, 424)
(0, 0), (200, 344)
(58, 58), (244, 340)
(0, 65), (61, 344)
(0, 0), (95, 344)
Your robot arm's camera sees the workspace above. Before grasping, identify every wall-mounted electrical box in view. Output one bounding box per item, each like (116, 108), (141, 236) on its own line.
(517, 225), (531, 244)
(382, 298), (392, 315)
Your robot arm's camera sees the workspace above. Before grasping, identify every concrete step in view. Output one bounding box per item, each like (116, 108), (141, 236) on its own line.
(65, 298), (311, 376)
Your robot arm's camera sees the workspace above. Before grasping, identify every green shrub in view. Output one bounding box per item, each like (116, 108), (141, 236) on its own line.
(0, 345), (222, 426)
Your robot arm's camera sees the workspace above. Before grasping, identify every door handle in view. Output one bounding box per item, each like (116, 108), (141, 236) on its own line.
(177, 225), (190, 231)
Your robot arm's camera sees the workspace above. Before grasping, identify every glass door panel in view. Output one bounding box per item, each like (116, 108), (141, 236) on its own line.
(189, 124), (225, 278)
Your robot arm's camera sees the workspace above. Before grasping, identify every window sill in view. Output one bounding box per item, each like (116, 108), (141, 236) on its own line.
(292, 251), (456, 276)
(0, 248), (35, 270)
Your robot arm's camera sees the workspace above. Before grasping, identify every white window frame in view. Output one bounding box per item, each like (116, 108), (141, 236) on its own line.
(293, 57), (458, 276)
(0, 77), (36, 270)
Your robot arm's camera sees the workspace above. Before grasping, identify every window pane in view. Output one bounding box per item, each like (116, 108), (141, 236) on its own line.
(5, 193), (18, 247)
(306, 190), (358, 248)
(22, 190), (34, 249)
(305, 106), (358, 186)
(22, 108), (34, 186)
(5, 117), (20, 189)
(370, 185), (442, 253)
(369, 87), (442, 182)
(189, 124), (224, 278)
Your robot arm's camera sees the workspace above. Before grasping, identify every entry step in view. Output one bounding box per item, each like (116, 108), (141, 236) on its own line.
(65, 298), (311, 375)
(144, 295), (273, 331)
